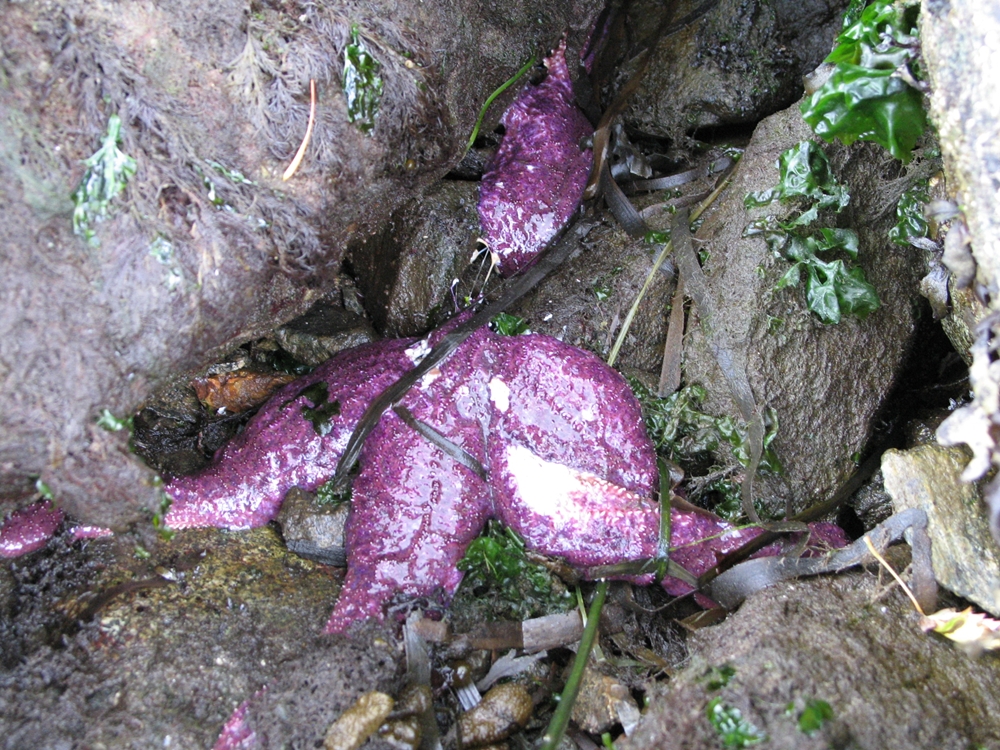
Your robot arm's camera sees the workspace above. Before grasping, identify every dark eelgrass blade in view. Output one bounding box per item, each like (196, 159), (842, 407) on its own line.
(392, 405), (488, 481)
(703, 508), (936, 612)
(655, 456), (673, 580)
(538, 580), (608, 750)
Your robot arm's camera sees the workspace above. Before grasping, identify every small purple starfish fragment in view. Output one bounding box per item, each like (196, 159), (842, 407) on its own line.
(0, 501), (64, 558)
(165, 322), (846, 634)
(478, 41), (594, 277)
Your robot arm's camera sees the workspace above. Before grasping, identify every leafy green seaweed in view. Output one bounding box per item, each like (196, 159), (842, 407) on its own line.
(627, 379), (782, 476)
(704, 664), (737, 691)
(72, 114), (137, 246)
(801, 0), (926, 162)
(96, 408), (133, 433)
(706, 698), (766, 747)
(343, 25), (383, 134)
(744, 140), (849, 226)
(797, 698), (834, 736)
(745, 141), (879, 324)
(315, 477), (352, 506)
(888, 180), (930, 246)
(297, 382), (341, 437)
(764, 227), (879, 325)
(489, 313), (530, 336)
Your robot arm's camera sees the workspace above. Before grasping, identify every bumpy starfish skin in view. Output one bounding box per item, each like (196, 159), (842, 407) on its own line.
(163, 323), (847, 634)
(165, 339), (415, 530)
(327, 327), (497, 631)
(478, 41), (594, 277)
(0, 501), (64, 558)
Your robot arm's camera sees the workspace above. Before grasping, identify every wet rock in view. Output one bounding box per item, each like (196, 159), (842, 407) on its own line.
(0, 0), (603, 530)
(131, 374), (250, 477)
(621, 0), (849, 144)
(922, 0), (1000, 301)
(882, 445), (1000, 616)
(276, 487), (350, 567)
(276, 301), (377, 367)
(570, 660), (640, 735)
(350, 180), (480, 337)
(619, 548), (1000, 749)
(939, 282), (988, 366)
(456, 682), (533, 748)
(681, 104), (926, 514)
(0, 526), (369, 748)
(918, 0), (1000, 533)
(511, 220), (674, 373)
(848, 469), (893, 531)
(323, 691), (395, 750)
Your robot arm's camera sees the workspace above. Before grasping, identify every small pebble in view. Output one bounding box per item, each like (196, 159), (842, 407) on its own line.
(324, 691), (394, 750)
(457, 682), (533, 748)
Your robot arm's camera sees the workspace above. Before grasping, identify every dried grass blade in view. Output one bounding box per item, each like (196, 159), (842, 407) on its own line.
(282, 79), (317, 181)
(658, 277), (685, 397)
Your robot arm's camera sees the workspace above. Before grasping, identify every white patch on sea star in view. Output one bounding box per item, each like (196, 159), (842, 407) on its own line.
(405, 338), (431, 365)
(505, 444), (580, 524)
(489, 377), (511, 412)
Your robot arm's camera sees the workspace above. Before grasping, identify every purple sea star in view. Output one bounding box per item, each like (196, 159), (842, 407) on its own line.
(0, 501), (64, 558)
(477, 41), (594, 277)
(164, 322), (846, 634)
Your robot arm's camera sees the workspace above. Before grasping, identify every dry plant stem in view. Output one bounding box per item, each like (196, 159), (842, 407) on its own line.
(863, 535), (925, 615)
(282, 79), (317, 181)
(658, 277), (685, 397)
(606, 168), (729, 368)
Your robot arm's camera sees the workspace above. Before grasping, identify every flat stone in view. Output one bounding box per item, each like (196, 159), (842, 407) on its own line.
(276, 487), (350, 567)
(276, 302), (376, 367)
(882, 444), (1000, 616)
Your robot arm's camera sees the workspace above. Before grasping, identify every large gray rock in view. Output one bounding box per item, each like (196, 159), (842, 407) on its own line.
(922, 0), (1000, 300)
(681, 104), (927, 514)
(0, 0), (603, 530)
(882, 444), (1000, 616)
(921, 0), (1000, 540)
(349, 180), (480, 337)
(620, 549), (1000, 749)
(621, 0), (848, 144)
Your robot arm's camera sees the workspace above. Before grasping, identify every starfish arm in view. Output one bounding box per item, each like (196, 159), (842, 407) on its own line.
(478, 41), (594, 277)
(492, 442), (661, 569)
(324, 332), (497, 634)
(0, 501), (64, 558)
(324, 413), (492, 634)
(490, 334), (658, 494)
(165, 339), (414, 530)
